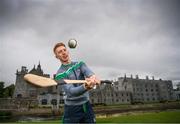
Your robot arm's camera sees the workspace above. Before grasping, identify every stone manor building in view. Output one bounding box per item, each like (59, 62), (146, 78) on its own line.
(13, 62), (52, 98)
(89, 75), (175, 105)
(14, 64), (175, 106)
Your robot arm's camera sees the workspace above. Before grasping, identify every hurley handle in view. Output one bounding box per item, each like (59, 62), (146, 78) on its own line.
(101, 80), (112, 84)
(58, 79), (112, 85)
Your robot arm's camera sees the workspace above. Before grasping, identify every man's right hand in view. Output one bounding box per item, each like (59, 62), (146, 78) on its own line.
(84, 78), (95, 90)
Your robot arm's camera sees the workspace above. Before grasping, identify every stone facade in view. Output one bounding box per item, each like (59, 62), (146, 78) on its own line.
(13, 64), (176, 106)
(114, 75), (175, 103)
(13, 63), (52, 98)
(38, 92), (64, 105)
(174, 90), (180, 100)
(88, 75), (175, 105)
(89, 84), (131, 105)
(0, 98), (38, 110)
(174, 83), (180, 100)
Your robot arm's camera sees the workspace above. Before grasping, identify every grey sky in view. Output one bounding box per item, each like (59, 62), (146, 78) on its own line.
(1, 0), (180, 88)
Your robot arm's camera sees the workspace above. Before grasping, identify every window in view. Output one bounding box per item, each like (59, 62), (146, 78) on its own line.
(125, 86), (127, 90)
(51, 99), (57, 105)
(17, 94), (22, 98)
(59, 99), (64, 104)
(116, 93), (118, 97)
(60, 92), (63, 96)
(29, 90), (37, 97)
(41, 99), (47, 105)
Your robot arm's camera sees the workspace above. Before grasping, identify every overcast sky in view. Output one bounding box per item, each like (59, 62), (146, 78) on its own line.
(1, 0), (180, 88)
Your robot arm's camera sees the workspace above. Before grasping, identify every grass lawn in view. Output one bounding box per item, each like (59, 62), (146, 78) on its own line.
(2, 110), (180, 123)
(96, 110), (180, 123)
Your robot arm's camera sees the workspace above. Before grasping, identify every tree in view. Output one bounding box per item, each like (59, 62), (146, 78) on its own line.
(4, 84), (15, 98)
(0, 82), (15, 98)
(0, 82), (5, 98)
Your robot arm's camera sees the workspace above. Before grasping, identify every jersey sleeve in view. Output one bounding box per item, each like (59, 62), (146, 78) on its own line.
(80, 62), (94, 78)
(63, 84), (87, 97)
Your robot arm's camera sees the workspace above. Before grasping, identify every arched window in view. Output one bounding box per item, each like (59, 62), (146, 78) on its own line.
(59, 99), (64, 104)
(51, 99), (57, 105)
(41, 99), (47, 105)
(17, 94), (22, 98)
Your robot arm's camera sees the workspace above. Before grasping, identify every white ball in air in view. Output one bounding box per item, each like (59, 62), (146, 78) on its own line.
(68, 39), (77, 48)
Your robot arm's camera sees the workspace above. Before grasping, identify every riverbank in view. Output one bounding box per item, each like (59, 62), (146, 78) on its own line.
(0, 101), (180, 122)
(1, 109), (180, 123)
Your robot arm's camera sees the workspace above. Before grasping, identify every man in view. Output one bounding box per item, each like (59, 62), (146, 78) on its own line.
(53, 42), (100, 123)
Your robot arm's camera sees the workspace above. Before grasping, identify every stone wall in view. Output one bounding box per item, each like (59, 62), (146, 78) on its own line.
(0, 98), (38, 111)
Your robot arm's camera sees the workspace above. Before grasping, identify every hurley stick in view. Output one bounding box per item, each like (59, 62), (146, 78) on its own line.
(24, 74), (112, 87)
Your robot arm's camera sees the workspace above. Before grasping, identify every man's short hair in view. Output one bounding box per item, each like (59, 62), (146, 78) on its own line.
(53, 42), (66, 53)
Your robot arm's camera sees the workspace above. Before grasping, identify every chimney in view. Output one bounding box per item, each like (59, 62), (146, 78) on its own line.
(152, 76), (154, 80)
(131, 74), (133, 79)
(136, 75), (139, 79)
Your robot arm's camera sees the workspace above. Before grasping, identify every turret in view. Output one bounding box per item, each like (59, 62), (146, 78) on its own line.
(130, 74), (133, 79)
(152, 76), (154, 80)
(136, 75), (139, 79)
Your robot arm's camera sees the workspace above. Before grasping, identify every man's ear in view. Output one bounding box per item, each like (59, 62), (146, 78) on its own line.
(55, 55), (58, 59)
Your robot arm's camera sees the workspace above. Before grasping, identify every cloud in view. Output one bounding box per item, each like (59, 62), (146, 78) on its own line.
(0, 0), (180, 88)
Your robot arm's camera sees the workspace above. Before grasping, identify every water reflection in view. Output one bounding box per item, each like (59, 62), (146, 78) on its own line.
(1, 115), (60, 123)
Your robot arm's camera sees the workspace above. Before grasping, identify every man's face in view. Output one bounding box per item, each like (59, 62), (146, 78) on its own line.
(55, 46), (70, 64)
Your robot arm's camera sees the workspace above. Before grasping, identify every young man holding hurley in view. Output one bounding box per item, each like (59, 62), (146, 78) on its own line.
(53, 42), (100, 123)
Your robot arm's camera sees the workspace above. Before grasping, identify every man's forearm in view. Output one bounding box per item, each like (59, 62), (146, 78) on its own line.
(64, 84), (87, 96)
